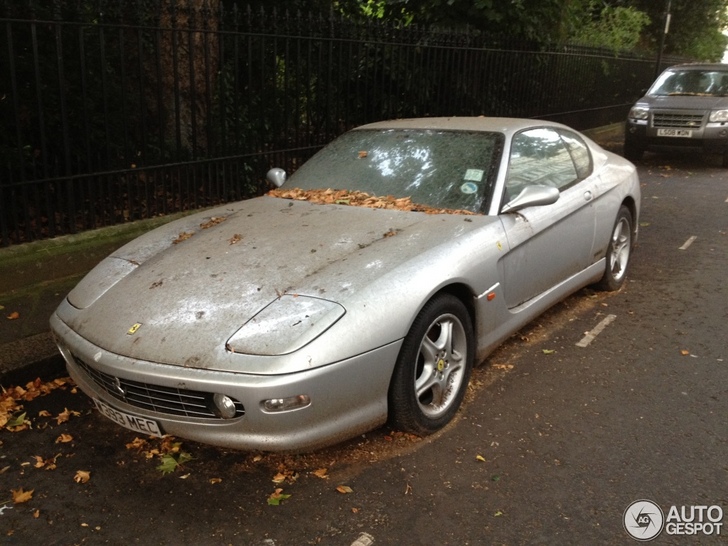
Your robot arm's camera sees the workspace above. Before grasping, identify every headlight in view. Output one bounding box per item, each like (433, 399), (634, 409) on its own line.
(628, 106), (649, 121)
(67, 257), (138, 309)
(226, 295), (345, 355)
(709, 110), (728, 123)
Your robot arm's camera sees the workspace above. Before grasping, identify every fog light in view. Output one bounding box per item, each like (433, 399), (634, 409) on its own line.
(213, 393), (238, 419)
(261, 394), (311, 413)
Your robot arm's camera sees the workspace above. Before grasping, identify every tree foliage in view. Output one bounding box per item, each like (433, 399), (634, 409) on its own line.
(251, 0), (728, 59)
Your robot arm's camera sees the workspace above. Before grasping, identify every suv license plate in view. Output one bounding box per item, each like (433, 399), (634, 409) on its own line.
(657, 128), (693, 137)
(94, 398), (162, 436)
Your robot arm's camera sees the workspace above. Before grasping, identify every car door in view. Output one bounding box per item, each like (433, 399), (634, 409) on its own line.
(499, 127), (597, 309)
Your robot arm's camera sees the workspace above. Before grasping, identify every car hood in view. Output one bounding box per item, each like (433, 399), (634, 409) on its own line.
(59, 196), (495, 368)
(640, 94), (728, 110)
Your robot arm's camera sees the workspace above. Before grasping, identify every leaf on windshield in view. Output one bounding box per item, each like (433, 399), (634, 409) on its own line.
(268, 188), (476, 216)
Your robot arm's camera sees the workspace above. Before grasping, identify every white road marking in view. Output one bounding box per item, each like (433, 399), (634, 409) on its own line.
(679, 235), (697, 250)
(576, 314), (617, 348)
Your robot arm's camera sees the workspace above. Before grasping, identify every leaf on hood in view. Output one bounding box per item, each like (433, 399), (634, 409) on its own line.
(200, 216), (226, 229)
(172, 231), (194, 244)
(12, 488), (34, 504)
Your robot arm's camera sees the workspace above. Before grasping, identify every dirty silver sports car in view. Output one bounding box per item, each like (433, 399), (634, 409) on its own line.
(51, 117), (640, 452)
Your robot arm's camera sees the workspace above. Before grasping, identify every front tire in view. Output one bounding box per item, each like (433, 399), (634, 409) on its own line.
(595, 205), (633, 291)
(388, 293), (474, 435)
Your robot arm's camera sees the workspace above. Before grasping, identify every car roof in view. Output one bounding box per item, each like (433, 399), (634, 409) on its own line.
(666, 63), (728, 71)
(354, 117), (571, 137)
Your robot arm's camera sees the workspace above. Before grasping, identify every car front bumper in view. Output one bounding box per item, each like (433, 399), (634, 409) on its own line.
(626, 118), (728, 154)
(51, 312), (401, 452)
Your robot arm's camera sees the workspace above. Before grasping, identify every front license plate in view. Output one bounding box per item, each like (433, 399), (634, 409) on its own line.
(94, 398), (162, 437)
(657, 128), (693, 138)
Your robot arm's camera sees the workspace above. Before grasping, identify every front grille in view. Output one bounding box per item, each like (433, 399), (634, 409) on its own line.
(653, 112), (705, 129)
(73, 355), (245, 419)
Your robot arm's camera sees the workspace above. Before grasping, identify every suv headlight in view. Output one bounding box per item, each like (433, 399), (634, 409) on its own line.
(709, 110), (728, 123)
(628, 106), (649, 121)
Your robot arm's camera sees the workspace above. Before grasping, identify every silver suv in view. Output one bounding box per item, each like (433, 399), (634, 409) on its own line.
(625, 63), (728, 166)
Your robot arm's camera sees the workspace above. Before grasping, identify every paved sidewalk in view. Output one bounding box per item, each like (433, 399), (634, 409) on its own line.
(0, 123), (625, 386)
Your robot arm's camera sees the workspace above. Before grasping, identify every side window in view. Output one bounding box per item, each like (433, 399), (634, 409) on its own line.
(559, 129), (593, 181)
(505, 128), (578, 201)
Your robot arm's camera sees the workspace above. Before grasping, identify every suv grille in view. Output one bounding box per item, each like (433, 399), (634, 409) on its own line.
(73, 355), (245, 419)
(653, 112), (705, 128)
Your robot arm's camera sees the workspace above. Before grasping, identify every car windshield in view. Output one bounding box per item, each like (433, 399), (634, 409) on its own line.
(286, 129), (503, 214)
(649, 69), (728, 97)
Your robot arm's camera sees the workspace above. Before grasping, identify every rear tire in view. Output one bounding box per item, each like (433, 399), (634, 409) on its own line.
(388, 294), (474, 435)
(595, 205), (633, 291)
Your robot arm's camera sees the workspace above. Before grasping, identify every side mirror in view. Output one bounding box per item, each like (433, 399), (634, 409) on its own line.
(266, 168), (287, 188)
(501, 185), (559, 214)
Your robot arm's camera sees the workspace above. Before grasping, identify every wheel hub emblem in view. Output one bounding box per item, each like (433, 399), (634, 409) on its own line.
(437, 358), (446, 372)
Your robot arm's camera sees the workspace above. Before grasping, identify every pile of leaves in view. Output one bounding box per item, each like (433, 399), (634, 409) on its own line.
(268, 188), (476, 216)
(1, 378), (74, 431)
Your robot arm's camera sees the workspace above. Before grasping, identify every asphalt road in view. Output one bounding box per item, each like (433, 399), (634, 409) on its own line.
(2, 149), (726, 545)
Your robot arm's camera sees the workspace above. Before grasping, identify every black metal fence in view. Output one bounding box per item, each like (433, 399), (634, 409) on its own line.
(0, 1), (685, 247)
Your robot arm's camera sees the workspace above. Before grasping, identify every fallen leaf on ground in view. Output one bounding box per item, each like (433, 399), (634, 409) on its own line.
(56, 433), (74, 443)
(12, 488), (33, 504)
(680, 349), (690, 356)
(267, 488), (291, 506)
(476, 455), (486, 462)
(336, 485), (354, 494)
(6, 311), (20, 320)
(56, 408), (81, 424)
(312, 468), (328, 479)
(74, 470), (91, 483)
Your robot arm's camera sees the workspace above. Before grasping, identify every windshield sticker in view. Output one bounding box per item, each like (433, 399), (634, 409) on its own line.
(460, 182), (478, 195)
(463, 169), (484, 182)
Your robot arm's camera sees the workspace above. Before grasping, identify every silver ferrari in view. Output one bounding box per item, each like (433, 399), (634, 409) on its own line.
(51, 117), (641, 451)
